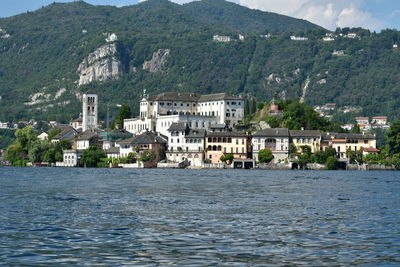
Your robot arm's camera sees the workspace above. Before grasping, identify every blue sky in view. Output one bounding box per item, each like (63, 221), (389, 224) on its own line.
(1, 0), (399, 31)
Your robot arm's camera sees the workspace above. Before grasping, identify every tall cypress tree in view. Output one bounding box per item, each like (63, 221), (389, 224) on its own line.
(244, 99), (250, 115)
(251, 97), (257, 114)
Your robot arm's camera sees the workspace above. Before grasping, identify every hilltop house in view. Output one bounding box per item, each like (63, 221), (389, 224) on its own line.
(213, 35), (232, 42)
(371, 116), (387, 125)
(290, 36), (308, 41)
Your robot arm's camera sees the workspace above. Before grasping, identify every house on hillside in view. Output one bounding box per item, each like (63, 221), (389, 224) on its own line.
(213, 35), (232, 42)
(290, 36), (308, 41)
(371, 116), (387, 125)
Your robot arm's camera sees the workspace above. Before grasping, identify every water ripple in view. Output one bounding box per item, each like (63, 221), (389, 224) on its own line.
(0, 168), (399, 266)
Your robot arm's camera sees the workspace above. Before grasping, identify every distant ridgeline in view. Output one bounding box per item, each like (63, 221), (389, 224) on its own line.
(0, 0), (399, 123)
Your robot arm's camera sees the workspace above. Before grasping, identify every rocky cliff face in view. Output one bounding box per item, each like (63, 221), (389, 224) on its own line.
(143, 49), (170, 73)
(77, 43), (122, 86)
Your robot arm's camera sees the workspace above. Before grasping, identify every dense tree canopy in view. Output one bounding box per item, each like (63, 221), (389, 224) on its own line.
(0, 1), (399, 123)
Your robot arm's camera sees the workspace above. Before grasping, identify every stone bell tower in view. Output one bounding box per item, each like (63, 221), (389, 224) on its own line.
(82, 91), (98, 132)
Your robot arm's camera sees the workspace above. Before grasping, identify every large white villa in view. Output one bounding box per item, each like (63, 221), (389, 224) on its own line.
(124, 92), (245, 136)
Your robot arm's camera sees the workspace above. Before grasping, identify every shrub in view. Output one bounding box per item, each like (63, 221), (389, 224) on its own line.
(326, 156), (338, 170)
(258, 149), (274, 163)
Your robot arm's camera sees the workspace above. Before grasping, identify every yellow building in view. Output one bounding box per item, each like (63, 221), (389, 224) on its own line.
(205, 132), (250, 164)
(326, 133), (377, 160)
(290, 130), (322, 153)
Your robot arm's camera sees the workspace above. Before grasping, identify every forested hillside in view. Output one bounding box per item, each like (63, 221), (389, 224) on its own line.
(0, 0), (399, 123)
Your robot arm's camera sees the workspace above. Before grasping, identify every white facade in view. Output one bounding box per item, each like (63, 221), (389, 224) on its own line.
(290, 36), (308, 41)
(166, 128), (206, 167)
(70, 118), (83, 131)
(125, 92), (243, 135)
(37, 132), (49, 140)
(119, 144), (133, 158)
(323, 37), (335, 42)
(124, 118), (156, 135)
(252, 129), (290, 163)
(82, 93), (98, 132)
(371, 117), (387, 125)
(76, 140), (90, 150)
(157, 115), (217, 137)
(213, 35), (232, 42)
(62, 150), (82, 167)
(0, 121), (8, 129)
(197, 99), (244, 125)
(346, 33), (359, 39)
(125, 115), (218, 137)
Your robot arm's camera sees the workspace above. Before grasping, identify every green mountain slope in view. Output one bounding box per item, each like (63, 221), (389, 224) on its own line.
(0, 0), (399, 124)
(183, 0), (322, 33)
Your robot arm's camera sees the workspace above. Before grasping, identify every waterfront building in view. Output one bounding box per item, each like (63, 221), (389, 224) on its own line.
(105, 147), (120, 159)
(324, 133), (376, 160)
(252, 128), (290, 162)
(290, 130), (322, 153)
(117, 131), (167, 161)
(205, 131), (250, 164)
(61, 149), (83, 167)
(165, 123), (206, 167)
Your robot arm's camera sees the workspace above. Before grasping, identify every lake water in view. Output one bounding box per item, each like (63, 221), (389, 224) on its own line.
(0, 168), (399, 266)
